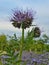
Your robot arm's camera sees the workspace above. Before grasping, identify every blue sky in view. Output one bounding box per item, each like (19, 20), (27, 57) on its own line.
(0, 0), (49, 36)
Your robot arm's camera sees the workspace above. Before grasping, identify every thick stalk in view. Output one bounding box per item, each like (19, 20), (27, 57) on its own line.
(22, 27), (24, 44)
(18, 23), (24, 65)
(19, 28), (24, 59)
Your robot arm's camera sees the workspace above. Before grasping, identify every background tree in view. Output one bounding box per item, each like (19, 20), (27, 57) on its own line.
(0, 34), (7, 51)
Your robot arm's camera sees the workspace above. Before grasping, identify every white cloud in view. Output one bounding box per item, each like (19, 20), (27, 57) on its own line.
(0, 20), (20, 31)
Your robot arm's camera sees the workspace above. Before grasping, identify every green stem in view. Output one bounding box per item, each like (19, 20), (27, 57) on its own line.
(19, 28), (24, 59)
(18, 23), (24, 65)
(22, 27), (24, 44)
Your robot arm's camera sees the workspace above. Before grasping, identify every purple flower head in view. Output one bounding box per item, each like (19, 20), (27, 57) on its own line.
(10, 9), (34, 29)
(32, 58), (37, 62)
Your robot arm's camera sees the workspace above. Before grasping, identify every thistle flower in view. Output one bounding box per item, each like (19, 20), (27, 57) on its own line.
(10, 9), (34, 29)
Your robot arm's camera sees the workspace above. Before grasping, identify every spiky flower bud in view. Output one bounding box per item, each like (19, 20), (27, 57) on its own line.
(34, 27), (41, 37)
